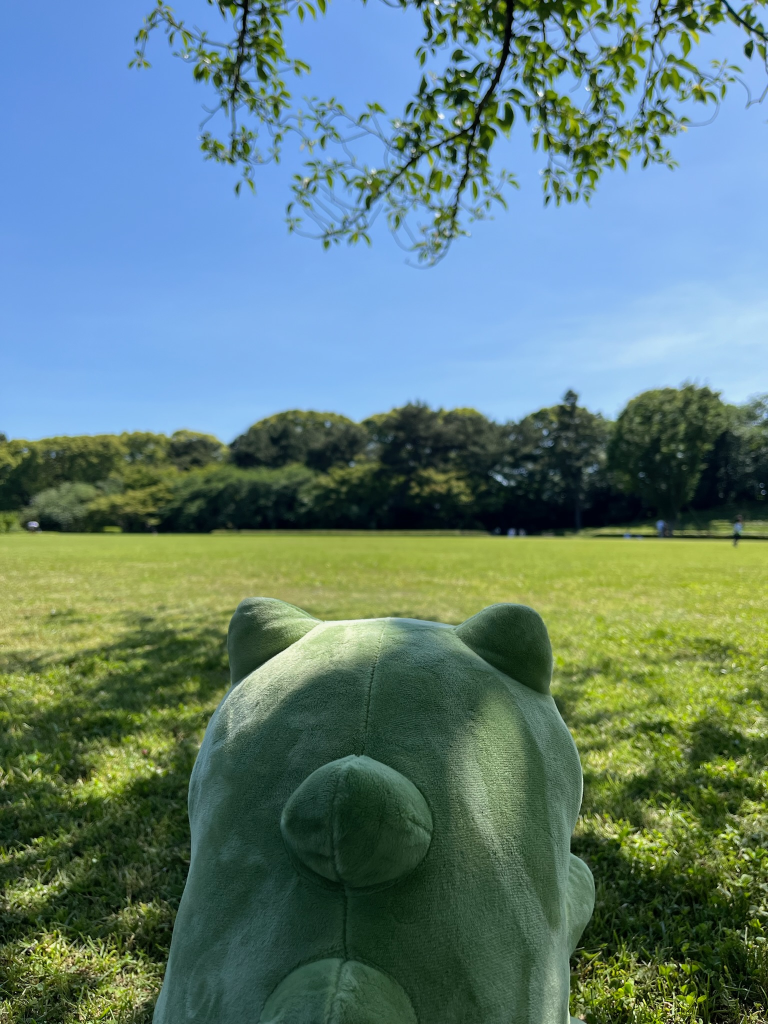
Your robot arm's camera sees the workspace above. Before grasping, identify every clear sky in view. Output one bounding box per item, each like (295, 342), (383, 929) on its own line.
(2, 3), (766, 443)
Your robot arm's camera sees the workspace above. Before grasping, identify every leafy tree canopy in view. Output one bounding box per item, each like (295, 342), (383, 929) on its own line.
(0, 431), (226, 511)
(0, 435), (128, 511)
(167, 429), (228, 470)
(608, 383), (727, 519)
(134, 0), (767, 262)
(505, 390), (610, 528)
(694, 393), (768, 506)
(161, 463), (316, 530)
(365, 403), (508, 478)
(230, 410), (368, 471)
(26, 482), (101, 533)
(4, 388), (765, 531)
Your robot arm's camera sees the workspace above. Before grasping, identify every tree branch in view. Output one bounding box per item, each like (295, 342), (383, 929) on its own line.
(230, 0), (252, 113)
(721, 0), (768, 42)
(451, 0), (516, 213)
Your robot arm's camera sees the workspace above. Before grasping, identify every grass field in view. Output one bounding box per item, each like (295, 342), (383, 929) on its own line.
(1, 533), (767, 1024)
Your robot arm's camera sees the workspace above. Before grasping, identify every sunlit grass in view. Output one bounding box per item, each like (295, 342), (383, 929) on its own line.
(1, 533), (767, 1023)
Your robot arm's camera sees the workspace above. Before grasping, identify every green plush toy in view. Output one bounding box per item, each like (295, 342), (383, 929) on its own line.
(154, 599), (594, 1024)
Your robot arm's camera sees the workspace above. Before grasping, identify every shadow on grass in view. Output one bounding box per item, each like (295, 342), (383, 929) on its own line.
(0, 616), (230, 1023)
(554, 637), (768, 1020)
(572, 823), (768, 1024)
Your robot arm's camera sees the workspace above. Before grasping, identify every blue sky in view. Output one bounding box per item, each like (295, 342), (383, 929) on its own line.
(2, 2), (766, 443)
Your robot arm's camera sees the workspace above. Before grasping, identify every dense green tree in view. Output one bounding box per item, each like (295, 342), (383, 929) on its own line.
(88, 481), (176, 532)
(546, 391), (610, 530)
(4, 391), (766, 532)
(390, 468), (478, 528)
(120, 431), (171, 465)
(305, 464), (392, 529)
(0, 431), (228, 512)
(364, 404), (509, 525)
(118, 429), (230, 470)
(167, 429), (227, 470)
(134, 0), (768, 262)
(694, 395), (768, 508)
(308, 462), (481, 529)
(231, 411), (368, 472)
(741, 395), (768, 503)
(25, 482), (101, 532)
(609, 384), (727, 522)
(365, 404), (447, 475)
(366, 404), (506, 478)
(437, 408), (510, 482)
(0, 435), (127, 510)
(498, 391), (609, 530)
(160, 464), (315, 531)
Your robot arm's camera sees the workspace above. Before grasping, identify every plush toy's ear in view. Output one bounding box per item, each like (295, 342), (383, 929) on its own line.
(455, 603), (553, 694)
(227, 597), (320, 685)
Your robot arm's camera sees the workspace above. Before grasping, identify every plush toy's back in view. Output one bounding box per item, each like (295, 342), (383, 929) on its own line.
(153, 599), (594, 1024)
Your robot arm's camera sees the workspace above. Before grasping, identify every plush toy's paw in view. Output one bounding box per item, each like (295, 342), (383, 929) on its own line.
(281, 755), (433, 889)
(566, 853), (595, 954)
(259, 958), (417, 1024)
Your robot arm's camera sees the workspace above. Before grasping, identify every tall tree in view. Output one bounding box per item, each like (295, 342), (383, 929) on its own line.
(134, 0), (768, 262)
(609, 384), (727, 522)
(501, 391), (608, 530)
(548, 390), (610, 530)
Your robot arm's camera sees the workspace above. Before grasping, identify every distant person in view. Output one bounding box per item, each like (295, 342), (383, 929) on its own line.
(507, 528), (517, 537)
(733, 515), (744, 546)
(656, 518), (665, 537)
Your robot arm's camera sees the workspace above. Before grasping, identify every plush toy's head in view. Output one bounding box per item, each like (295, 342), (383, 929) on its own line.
(154, 599), (594, 1024)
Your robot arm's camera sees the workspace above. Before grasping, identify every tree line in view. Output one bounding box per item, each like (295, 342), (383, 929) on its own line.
(1, 385), (766, 533)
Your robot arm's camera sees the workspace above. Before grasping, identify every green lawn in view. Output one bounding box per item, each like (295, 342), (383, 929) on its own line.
(1, 533), (767, 1024)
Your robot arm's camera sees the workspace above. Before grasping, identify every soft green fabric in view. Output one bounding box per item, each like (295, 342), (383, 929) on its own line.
(227, 596), (319, 685)
(260, 958), (418, 1024)
(281, 755), (433, 889)
(154, 599), (594, 1024)
(455, 603), (553, 695)
(565, 852), (596, 956)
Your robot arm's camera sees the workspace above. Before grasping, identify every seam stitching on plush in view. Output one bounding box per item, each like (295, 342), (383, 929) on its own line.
(324, 958), (345, 1024)
(329, 765), (349, 962)
(360, 621), (385, 756)
(329, 765), (344, 884)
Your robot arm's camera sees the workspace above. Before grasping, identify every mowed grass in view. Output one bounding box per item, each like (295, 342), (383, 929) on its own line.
(1, 533), (767, 1024)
